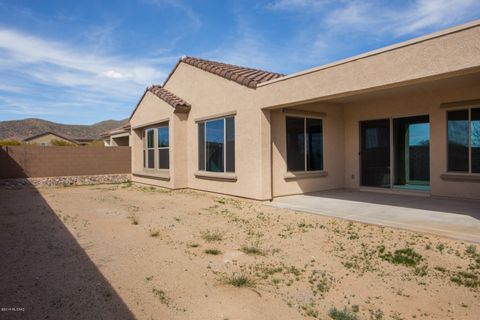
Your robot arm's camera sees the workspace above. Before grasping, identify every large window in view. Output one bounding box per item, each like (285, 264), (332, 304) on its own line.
(143, 125), (169, 170)
(447, 107), (480, 173)
(158, 126), (169, 169)
(286, 116), (323, 172)
(144, 129), (155, 169)
(198, 117), (235, 173)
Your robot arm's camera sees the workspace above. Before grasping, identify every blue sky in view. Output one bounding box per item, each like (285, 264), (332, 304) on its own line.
(0, 0), (479, 124)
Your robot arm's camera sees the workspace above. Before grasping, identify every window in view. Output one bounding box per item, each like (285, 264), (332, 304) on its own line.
(144, 128), (155, 169)
(143, 125), (169, 170)
(198, 117), (235, 173)
(157, 126), (169, 169)
(447, 107), (480, 173)
(286, 116), (323, 172)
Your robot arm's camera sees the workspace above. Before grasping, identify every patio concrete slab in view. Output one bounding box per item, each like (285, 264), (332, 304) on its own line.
(268, 189), (480, 243)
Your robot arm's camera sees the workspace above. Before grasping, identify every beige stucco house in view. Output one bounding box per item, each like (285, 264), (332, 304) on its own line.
(129, 20), (480, 201)
(102, 123), (131, 147)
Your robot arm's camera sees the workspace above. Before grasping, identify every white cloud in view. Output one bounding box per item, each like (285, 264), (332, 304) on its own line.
(324, 0), (480, 37)
(268, 0), (330, 10)
(0, 28), (173, 121)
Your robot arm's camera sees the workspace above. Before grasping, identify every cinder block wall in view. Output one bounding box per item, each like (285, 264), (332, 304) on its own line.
(0, 146), (131, 178)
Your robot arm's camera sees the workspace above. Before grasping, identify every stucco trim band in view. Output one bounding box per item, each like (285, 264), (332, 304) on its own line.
(131, 118), (170, 130)
(440, 99), (480, 109)
(283, 109), (327, 118)
(284, 170), (328, 180)
(194, 110), (237, 123)
(133, 170), (170, 181)
(194, 171), (237, 182)
(440, 174), (480, 182)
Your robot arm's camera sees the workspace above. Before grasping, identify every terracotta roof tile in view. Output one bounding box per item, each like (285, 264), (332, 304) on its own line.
(147, 85), (191, 111)
(180, 56), (285, 88)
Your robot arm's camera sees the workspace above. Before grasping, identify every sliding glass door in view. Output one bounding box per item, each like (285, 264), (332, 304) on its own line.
(360, 115), (430, 190)
(360, 119), (391, 187)
(393, 115), (430, 189)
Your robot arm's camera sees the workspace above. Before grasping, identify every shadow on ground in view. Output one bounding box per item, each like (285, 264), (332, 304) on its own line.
(0, 181), (134, 319)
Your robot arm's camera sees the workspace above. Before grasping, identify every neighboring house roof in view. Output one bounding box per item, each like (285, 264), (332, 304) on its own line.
(102, 123), (131, 138)
(23, 131), (79, 144)
(165, 56), (286, 89)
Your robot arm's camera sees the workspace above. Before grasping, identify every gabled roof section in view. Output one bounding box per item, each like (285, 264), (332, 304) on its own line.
(148, 85), (191, 110)
(164, 56), (286, 89)
(129, 86), (191, 121)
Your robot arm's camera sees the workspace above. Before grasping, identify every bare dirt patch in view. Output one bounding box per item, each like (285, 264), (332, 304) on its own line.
(1, 183), (479, 319)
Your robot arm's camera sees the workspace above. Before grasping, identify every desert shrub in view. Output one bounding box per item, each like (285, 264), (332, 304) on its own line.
(224, 273), (255, 287)
(51, 139), (77, 146)
(328, 307), (358, 320)
(379, 248), (423, 267)
(204, 249), (221, 255)
(201, 229), (224, 242)
(0, 139), (22, 146)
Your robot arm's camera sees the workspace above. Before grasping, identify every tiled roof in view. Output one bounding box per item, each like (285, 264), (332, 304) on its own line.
(148, 85), (191, 110)
(180, 56), (285, 88)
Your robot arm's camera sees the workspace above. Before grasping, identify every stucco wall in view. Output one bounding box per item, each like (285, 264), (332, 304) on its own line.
(130, 91), (176, 189)
(163, 63), (272, 200)
(0, 146), (130, 178)
(271, 102), (345, 197)
(257, 23), (480, 108)
(343, 76), (480, 199)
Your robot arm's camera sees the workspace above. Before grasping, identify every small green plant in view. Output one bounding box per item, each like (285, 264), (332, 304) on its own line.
(128, 214), (139, 225)
(466, 244), (477, 255)
(414, 265), (428, 277)
(187, 243), (200, 248)
(450, 271), (479, 288)
(201, 229), (224, 242)
(328, 307), (358, 320)
(121, 181), (133, 188)
(240, 240), (266, 256)
(370, 309), (384, 320)
(204, 248), (222, 255)
(224, 273), (255, 288)
(379, 248), (423, 267)
(436, 243), (445, 253)
(434, 266), (446, 273)
(0, 139), (22, 146)
(51, 139), (77, 146)
(149, 229), (160, 237)
(152, 288), (169, 305)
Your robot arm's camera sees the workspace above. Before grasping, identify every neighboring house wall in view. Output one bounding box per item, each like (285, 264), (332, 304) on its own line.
(25, 133), (77, 146)
(0, 146), (131, 178)
(111, 134), (130, 146)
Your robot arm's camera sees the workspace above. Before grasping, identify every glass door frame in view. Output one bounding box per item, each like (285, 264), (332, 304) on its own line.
(359, 113), (431, 190)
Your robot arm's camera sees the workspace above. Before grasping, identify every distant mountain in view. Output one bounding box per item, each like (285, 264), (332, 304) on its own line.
(0, 118), (128, 141)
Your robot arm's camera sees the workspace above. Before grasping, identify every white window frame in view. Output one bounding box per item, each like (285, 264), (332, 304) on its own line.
(199, 117), (235, 173)
(144, 128), (155, 169)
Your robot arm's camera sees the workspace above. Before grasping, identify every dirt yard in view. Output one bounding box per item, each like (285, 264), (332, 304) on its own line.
(1, 183), (479, 320)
